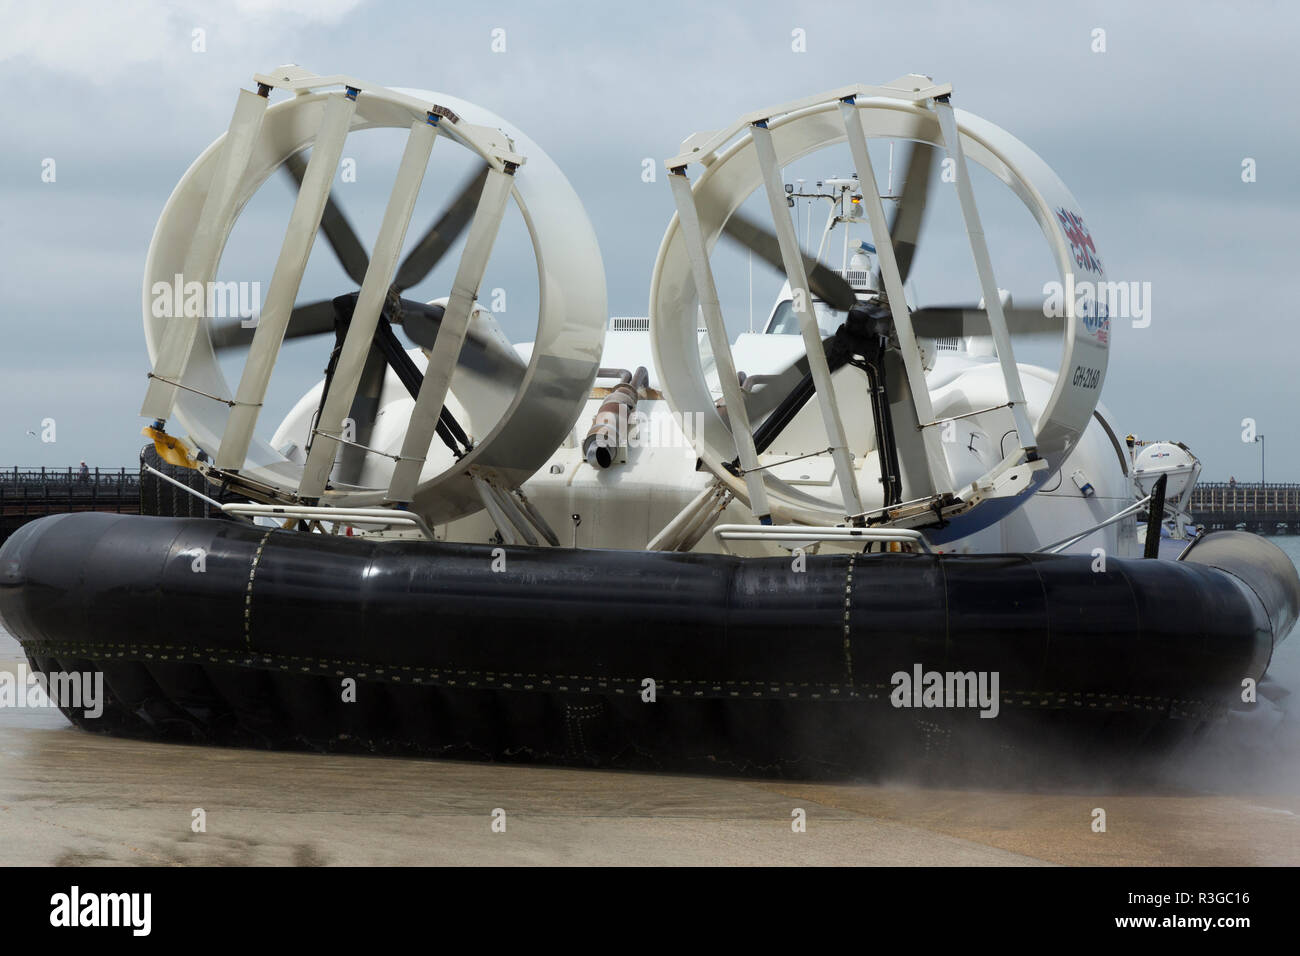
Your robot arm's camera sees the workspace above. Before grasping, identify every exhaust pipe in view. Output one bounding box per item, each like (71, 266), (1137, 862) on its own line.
(583, 367), (648, 469)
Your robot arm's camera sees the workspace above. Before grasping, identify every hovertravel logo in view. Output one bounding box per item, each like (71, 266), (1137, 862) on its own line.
(890, 664), (1000, 718)
(0, 663), (103, 718)
(50, 886), (150, 936)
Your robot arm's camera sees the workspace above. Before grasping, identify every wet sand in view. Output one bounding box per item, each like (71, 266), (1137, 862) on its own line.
(4, 627), (1298, 866)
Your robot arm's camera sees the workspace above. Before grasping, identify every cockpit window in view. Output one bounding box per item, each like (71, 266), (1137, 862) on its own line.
(765, 298), (843, 336)
(767, 299), (800, 334)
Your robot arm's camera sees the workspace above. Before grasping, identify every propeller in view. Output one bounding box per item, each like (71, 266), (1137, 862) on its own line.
(208, 152), (526, 479)
(311, 292), (481, 483)
(723, 208), (858, 312)
(345, 293), (524, 385)
(734, 301), (1058, 427)
(718, 141), (935, 308)
(720, 140), (1059, 449)
(718, 145), (937, 427)
(208, 298), (335, 351)
(210, 156), (522, 378)
(392, 166), (489, 294)
(728, 300), (903, 503)
(873, 141), (933, 291)
(283, 152), (370, 287)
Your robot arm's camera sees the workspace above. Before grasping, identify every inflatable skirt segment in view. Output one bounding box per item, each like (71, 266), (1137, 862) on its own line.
(1, 513), (1296, 773)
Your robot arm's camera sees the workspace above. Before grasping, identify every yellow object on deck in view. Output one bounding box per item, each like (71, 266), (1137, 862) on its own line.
(142, 425), (198, 470)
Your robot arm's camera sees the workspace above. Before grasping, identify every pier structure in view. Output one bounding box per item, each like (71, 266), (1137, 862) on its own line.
(0, 448), (229, 542)
(0, 465), (139, 541)
(1189, 482), (1300, 534)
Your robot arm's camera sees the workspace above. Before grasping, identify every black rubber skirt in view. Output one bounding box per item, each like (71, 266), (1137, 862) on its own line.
(1, 512), (1296, 775)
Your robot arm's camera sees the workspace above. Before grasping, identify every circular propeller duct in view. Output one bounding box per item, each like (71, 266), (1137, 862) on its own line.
(650, 80), (1109, 539)
(141, 68), (606, 525)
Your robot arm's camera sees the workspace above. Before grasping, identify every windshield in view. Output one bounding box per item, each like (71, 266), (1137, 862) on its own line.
(765, 298), (842, 336)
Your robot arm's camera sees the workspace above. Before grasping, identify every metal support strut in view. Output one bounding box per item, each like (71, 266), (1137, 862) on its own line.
(142, 84), (271, 423)
(298, 112), (441, 499)
(667, 168), (773, 524)
(932, 94), (1038, 461)
(749, 120), (864, 520)
(217, 89), (359, 470)
(387, 165), (516, 504)
(838, 95), (952, 495)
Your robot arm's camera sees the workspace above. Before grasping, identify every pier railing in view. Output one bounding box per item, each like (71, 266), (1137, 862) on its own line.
(0, 466), (139, 490)
(0, 451), (233, 542)
(0, 465), (140, 533)
(1189, 482), (1300, 531)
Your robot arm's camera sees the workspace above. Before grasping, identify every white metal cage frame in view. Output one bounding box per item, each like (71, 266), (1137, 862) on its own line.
(650, 75), (1110, 536)
(140, 66), (607, 526)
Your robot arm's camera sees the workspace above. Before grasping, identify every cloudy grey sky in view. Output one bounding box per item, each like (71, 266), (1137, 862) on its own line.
(0, 0), (1295, 480)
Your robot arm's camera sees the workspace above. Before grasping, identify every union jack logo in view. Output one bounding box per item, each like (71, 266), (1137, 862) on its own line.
(1056, 208), (1103, 274)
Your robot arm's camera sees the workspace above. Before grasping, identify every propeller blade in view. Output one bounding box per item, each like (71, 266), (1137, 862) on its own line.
(392, 299), (526, 386)
(722, 209), (858, 312)
(389, 300), (442, 349)
(209, 299), (338, 351)
(734, 335), (835, 425)
(877, 142), (935, 289)
(737, 298), (896, 428)
(392, 164), (490, 293)
(283, 152), (370, 288)
(909, 304), (1062, 340)
(211, 294), (526, 389)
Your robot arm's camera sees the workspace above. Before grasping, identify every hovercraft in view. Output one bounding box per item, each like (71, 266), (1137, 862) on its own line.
(5, 69), (1297, 773)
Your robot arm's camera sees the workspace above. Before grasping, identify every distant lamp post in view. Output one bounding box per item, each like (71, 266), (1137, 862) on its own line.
(1255, 434), (1265, 486)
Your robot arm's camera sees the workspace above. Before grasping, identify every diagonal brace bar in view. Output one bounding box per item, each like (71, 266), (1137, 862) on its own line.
(142, 86), (270, 422)
(932, 96), (1038, 458)
(749, 121), (863, 518)
(217, 89), (358, 470)
(386, 165), (515, 503)
(838, 96), (952, 494)
(298, 114), (440, 499)
(667, 168), (773, 523)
